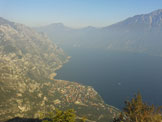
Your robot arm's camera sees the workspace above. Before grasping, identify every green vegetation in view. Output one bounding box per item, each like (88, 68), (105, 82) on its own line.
(113, 93), (162, 122)
(39, 109), (77, 122)
(38, 109), (89, 122)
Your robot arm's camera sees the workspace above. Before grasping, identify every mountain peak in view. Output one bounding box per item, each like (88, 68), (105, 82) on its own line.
(151, 9), (162, 15)
(0, 17), (13, 25)
(50, 23), (65, 27)
(83, 26), (96, 29)
(106, 9), (162, 29)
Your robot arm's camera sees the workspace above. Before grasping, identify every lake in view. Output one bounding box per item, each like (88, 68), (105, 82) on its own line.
(55, 48), (162, 109)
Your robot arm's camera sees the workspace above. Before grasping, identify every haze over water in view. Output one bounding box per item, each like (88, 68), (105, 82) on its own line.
(56, 48), (162, 109)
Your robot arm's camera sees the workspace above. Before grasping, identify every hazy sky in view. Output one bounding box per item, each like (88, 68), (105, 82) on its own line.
(0, 0), (162, 28)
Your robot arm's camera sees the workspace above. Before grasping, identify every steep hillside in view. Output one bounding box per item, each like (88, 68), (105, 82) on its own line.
(0, 18), (119, 122)
(102, 9), (162, 55)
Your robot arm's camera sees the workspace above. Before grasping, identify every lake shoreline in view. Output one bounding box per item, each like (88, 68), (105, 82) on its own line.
(55, 48), (162, 109)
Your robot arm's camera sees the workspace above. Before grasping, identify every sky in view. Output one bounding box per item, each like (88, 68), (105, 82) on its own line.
(0, 0), (162, 28)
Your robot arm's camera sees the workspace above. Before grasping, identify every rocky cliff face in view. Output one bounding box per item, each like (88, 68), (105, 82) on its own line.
(0, 18), (119, 122)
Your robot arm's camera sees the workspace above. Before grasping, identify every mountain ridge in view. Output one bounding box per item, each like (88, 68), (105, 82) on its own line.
(35, 9), (162, 56)
(105, 9), (162, 29)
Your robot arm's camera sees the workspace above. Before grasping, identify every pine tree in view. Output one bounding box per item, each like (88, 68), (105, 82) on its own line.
(113, 93), (162, 122)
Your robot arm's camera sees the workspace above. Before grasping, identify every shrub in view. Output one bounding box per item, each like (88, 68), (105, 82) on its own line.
(40, 109), (76, 122)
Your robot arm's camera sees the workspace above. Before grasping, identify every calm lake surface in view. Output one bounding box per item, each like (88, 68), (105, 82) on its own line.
(55, 48), (162, 109)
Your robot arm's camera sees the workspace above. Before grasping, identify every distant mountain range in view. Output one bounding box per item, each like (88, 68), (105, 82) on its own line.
(0, 17), (119, 122)
(35, 9), (162, 56)
(34, 23), (99, 49)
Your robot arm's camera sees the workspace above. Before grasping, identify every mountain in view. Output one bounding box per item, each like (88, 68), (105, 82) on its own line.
(35, 9), (162, 56)
(0, 17), (119, 122)
(101, 9), (162, 55)
(106, 9), (162, 29)
(34, 23), (98, 49)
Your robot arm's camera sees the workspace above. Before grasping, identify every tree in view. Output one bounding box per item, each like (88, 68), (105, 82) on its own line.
(40, 109), (76, 122)
(113, 93), (162, 122)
